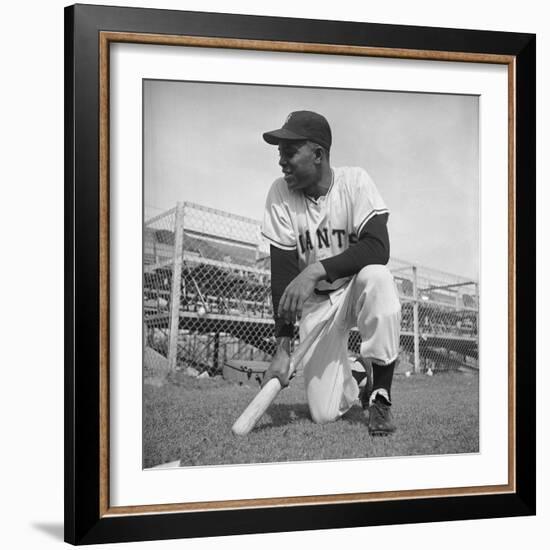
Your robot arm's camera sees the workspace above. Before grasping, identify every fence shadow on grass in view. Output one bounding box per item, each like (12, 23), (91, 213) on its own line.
(255, 403), (311, 430)
(341, 405), (369, 425)
(254, 402), (368, 430)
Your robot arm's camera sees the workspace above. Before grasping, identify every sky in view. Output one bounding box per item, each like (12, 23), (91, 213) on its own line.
(144, 80), (479, 280)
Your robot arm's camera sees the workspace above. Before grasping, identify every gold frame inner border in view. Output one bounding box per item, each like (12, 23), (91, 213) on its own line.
(98, 31), (516, 518)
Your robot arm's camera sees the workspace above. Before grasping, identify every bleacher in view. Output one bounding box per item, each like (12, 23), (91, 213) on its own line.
(143, 203), (479, 373)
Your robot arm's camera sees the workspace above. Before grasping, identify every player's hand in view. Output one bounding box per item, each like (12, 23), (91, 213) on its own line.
(278, 262), (327, 324)
(262, 340), (293, 388)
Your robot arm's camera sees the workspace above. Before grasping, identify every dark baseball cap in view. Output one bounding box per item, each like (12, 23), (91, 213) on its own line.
(263, 111), (332, 150)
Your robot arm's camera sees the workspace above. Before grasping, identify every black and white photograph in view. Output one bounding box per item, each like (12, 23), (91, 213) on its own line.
(142, 80), (480, 468)
(0, 0), (545, 545)
(53, 1), (538, 547)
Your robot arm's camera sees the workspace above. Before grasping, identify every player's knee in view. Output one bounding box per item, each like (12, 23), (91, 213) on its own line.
(356, 264), (393, 289)
(355, 265), (401, 319)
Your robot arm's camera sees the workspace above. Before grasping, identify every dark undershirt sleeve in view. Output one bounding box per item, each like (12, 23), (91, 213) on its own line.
(320, 213), (390, 283)
(270, 245), (299, 337)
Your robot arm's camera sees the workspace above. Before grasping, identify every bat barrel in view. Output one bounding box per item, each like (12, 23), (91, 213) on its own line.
(231, 378), (282, 436)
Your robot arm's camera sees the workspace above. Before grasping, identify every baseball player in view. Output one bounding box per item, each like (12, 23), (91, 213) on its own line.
(261, 110), (401, 435)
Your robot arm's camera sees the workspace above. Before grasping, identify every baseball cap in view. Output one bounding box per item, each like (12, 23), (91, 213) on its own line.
(263, 111), (332, 150)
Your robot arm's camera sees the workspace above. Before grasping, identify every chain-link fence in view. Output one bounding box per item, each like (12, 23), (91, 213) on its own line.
(144, 203), (478, 380)
(388, 258), (478, 374)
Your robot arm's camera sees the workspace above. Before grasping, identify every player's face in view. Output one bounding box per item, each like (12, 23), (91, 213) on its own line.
(277, 141), (319, 192)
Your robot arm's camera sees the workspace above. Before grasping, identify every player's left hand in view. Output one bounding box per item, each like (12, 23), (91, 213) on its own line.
(278, 262), (327, 323)
(262, 343), (293, 388)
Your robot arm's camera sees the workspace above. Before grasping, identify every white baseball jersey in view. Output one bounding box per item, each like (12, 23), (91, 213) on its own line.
(261, 166), (389, 292)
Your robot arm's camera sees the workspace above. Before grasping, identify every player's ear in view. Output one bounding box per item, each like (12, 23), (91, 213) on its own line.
(312, 144), (325, 163)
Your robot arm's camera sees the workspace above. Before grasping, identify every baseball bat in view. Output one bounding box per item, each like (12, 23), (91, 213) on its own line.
(231, 301), (339, 436)
(230, 376), (289, 436)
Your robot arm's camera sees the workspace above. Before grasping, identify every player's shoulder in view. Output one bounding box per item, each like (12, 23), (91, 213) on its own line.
(267, 176), (289, 197)
(265, 177), (295, 207)
(334, 166), (375, 189)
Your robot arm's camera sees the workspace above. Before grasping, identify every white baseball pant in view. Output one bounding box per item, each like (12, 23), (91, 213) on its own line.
(298, 265), (401, 424)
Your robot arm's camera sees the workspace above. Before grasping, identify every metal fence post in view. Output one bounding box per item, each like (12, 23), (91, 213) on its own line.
(168, 202), (185, 371)
(412, 265), (420, 373)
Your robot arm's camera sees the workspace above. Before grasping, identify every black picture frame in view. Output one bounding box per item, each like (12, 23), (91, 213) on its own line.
(64, 3), (536, 545)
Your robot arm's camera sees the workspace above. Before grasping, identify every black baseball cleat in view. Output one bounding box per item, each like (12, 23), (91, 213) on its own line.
(367, 393), (396, 436)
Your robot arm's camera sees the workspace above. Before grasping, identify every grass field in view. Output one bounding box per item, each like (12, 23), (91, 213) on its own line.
(143, 370), (479, 468)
